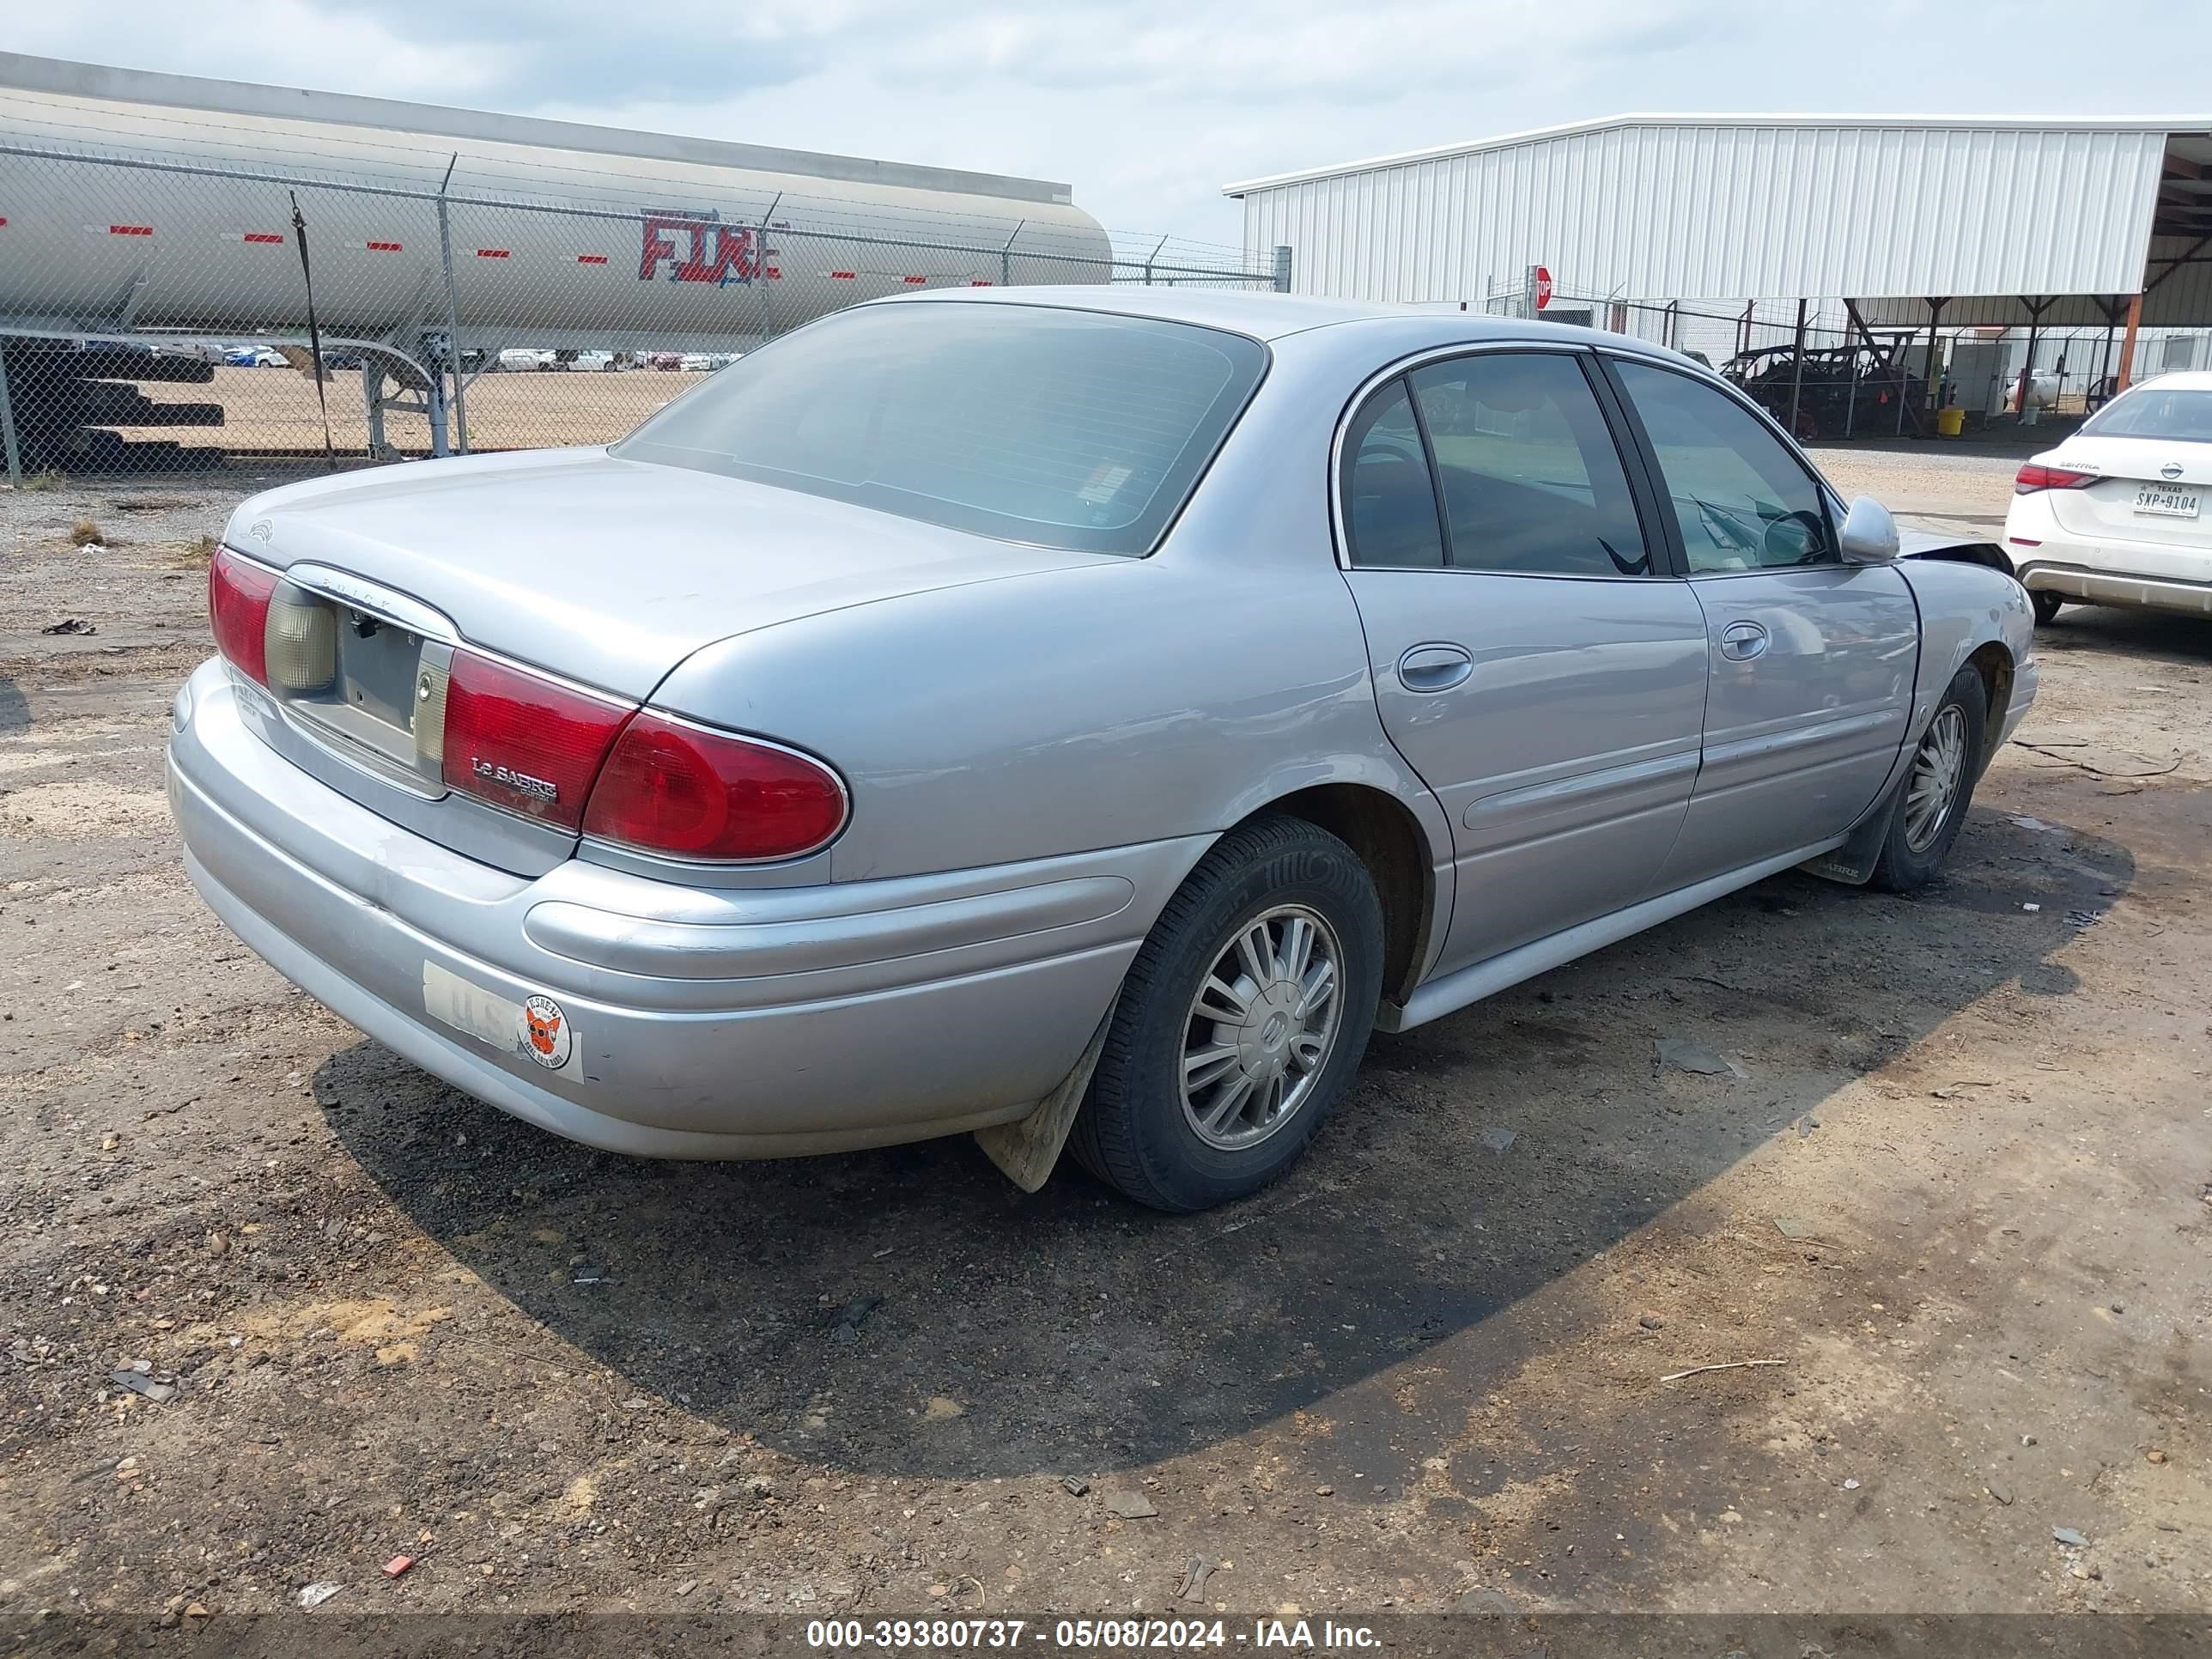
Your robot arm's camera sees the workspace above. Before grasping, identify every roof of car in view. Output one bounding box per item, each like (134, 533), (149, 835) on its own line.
(2126, 369), (2212, 392)
(891, 283), (1671, 354)
(893, 283), (1403, 338)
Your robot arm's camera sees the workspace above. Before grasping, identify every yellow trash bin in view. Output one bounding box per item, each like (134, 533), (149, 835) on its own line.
(1936, 406), (1966, 438)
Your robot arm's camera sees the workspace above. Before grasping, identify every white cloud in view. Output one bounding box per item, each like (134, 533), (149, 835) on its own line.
(15, 0), (2212, 246)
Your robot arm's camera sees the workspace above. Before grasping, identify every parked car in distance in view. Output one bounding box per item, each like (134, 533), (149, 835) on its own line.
(678, 352), (716, 372)
(497, 348), (556, 372)
(169, 289), (2036, 1212)
(2006, 371), (2212, 623)
(222, 345), (287, 368)
(568, 350), (617, 371)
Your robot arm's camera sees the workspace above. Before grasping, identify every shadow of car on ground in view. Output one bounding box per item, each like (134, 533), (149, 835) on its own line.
(315, 805), (2130, 1489)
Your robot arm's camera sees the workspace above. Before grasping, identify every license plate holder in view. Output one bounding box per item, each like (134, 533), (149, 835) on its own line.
(336, 611), (426, 733)
(2133, 484), (2200, 519)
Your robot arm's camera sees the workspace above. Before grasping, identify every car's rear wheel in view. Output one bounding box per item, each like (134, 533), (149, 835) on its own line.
(1871, 665), (1989, 892)
(1070, 816), (1383, 1212)
(2031, 590), (2066, 626)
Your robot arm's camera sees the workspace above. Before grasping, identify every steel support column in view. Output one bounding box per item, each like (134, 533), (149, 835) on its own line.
(2117, 292), (2143, 391)
(2014, 297), (2051, 415)
(1922, 297), (1948, 424)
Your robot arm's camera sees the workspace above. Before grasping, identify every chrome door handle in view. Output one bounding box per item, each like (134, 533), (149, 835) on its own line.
(1719, 621), (1769, 660)
(1397, 643), (1474, 692)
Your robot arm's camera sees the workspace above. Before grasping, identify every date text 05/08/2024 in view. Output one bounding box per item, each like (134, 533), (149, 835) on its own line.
(805, 1618), (1382, 1650)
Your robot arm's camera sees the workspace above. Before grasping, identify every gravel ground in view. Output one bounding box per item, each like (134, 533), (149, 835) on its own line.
(1, 454), (2207, 1641)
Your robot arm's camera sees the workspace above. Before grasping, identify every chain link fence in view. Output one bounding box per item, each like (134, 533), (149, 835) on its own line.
(0, 142), (1281, 483)
(1465, 278), (2206, 443)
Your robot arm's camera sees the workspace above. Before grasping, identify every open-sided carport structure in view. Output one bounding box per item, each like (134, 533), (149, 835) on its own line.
(1226, 115), (2212, 421)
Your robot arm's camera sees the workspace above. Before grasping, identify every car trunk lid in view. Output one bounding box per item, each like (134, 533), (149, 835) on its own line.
(2043, 438), (2212, 550)
(222, 447), (1097, 871)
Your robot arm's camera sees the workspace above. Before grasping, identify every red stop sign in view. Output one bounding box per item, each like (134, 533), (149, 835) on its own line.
(1534, 266), (1553, 311)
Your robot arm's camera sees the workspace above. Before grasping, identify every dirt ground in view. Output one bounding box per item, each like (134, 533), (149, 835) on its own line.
(0, 446), (2207, 1642)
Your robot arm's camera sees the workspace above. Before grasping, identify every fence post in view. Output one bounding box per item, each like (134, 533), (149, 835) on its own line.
(1273, 245), (1292, 294)
(1787, 300), (1808, 436)
(0, 343), (21, 489)
(1000, 220), (1025, 288)
(435, 157), (470, 457)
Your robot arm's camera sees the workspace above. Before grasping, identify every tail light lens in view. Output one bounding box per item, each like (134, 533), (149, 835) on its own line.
(583, 712), (848, 862)
(440, 650), (630, 830)
(208, 546), (280, 685)
(2015, 463), (2099, 494)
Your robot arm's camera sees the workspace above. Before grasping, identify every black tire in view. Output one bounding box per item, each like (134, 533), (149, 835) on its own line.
(2030, 589), (2066, 626)
(1871, 665), (1990, 893)
(1070, 815), (1384, 1212)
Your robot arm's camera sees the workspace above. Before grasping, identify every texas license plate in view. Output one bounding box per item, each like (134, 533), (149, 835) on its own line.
(2133, 484), (2200, 519)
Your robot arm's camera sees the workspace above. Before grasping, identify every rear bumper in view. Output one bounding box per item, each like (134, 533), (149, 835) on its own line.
(169, 658), (1194, 1158)
(2006, 494), (2212, 617)
(2014, 556), (2212, 617)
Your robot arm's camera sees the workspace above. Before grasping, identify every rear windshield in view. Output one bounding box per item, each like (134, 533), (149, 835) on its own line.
(614, 301), (1267, 555)
(2082, 385), (2212, 442)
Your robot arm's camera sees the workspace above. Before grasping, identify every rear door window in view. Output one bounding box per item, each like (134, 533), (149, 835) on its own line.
(1406, 354), (1652, 576)
(1340, 379), (1446, 568)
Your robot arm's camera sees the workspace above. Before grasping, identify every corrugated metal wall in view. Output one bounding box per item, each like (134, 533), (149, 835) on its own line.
(1237, 120), (2170, 308)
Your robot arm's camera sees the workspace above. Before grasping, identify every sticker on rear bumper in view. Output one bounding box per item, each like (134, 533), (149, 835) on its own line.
(521, 995), (572, 1070)
(422, 963), (575, 1072)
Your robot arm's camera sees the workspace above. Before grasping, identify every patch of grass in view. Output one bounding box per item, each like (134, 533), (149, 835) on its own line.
(173, 534), (218, 569)
(21, 468), (64, 493)
(70, 518), (106, 548)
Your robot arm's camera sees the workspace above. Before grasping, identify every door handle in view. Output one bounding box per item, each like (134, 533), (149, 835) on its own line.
(1397, 642), (1474, 692)
(1719, 621), (1769, 661)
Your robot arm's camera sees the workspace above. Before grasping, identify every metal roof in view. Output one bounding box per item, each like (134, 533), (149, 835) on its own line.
(1229, 114), (2212, 313)
(1223, 112), (2212, 197)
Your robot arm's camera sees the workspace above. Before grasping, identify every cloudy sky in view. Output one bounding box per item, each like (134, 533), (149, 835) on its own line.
(18, 0), (2212, 248)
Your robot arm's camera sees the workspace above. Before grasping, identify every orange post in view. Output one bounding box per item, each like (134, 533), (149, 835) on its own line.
(2116, 293), (2143, 392)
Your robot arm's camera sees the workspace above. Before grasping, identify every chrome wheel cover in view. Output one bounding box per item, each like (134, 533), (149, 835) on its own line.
(1903, 703), (1969, 853)
(1180, 904), (1344, 1152)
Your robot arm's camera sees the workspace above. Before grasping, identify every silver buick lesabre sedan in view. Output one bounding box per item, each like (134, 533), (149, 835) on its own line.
(169, 289), (2036, 1212)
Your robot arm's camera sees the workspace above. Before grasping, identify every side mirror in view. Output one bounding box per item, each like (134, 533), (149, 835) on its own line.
(1837, 495), (1900, 564)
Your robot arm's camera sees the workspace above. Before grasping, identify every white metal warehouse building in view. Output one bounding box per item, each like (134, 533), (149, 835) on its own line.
(1225, 114), (2212, 400)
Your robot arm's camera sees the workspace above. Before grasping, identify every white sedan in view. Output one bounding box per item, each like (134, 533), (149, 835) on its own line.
(2006, 370), (2212, 623)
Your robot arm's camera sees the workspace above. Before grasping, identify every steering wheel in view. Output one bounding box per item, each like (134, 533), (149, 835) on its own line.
(1762, 508), (1832, 565)
(1358, 440), (1426, 473)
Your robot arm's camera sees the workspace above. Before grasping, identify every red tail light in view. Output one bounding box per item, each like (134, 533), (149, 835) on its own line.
(441, 651), (631, 831)
(2014, 463), (2099, 494)
(208, 545), (280, 685)
(583, 712), (848, 861)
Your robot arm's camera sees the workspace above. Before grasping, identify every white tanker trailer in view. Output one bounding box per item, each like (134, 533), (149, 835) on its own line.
(0, 52), (1114, 465)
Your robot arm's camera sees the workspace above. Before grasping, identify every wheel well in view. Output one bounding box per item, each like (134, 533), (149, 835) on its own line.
(1250, 784), (1435, 1006)
(1964, 641), (2014, 772)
